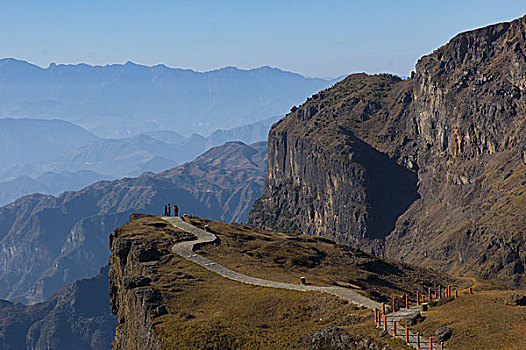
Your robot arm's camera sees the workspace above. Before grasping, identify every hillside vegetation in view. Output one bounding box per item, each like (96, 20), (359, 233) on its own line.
(109, 215), (472, 349)
(191, 217), (465, 302)
(412, 290), (526, 349)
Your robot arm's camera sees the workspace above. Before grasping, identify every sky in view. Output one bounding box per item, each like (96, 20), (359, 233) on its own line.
(0, 0), (524, 78)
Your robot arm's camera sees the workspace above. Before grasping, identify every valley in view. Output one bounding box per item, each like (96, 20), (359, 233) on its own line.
(0, 117), (275, 206)
(0, 7), (525, 350)
(0, 141), (266, 304)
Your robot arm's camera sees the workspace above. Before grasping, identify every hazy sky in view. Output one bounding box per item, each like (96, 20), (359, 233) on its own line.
(0, 1), (524, 78)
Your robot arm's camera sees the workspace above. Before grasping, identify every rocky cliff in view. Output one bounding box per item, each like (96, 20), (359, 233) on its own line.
(250, 16), (526, 286)
(108, 214), (195, 350)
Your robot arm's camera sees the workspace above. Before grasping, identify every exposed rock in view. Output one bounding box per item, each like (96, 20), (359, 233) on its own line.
(124, 277), (152, 289)
(306, 326), (393, 350)
(400, 312), (426, 326)
(307, 327), (354, 350)
(504, 293), (526, 306)
(109, 230), (164, 349)
(249, 15), (526, 286)
(377, 330), (388, 338)
(435, 327), (453, 342)
(356, 337), (391, 350)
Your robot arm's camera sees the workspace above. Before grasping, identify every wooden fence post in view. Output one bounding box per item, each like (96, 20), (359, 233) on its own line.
(393, 320), (397, 336)
(383, 314), (387, 331)
(416, 332), (420, 349)
(382, 303), (386, 315)
(438, 285), (441, 299)
(417, 291), (420, 305)
(429, 337), (433, 350)
(405, 294), (408, 309)
(392, 297), (396, 313)
(428, 287), (431, 301)
(405, 326), (409, 343)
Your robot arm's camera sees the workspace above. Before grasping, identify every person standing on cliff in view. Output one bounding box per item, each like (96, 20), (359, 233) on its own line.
(167, 203), (171, 216)
(173, 205), (179, 217)
(164, 204), (167, 216)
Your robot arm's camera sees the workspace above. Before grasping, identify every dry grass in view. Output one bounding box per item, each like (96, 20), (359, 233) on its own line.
(154, 258), (370, 349)
(118, 215), (523, 349)
(116, 214), (195, 241)
(412, 290), (526, 349)
(187, 217), (466, 303)
(119, 215), (414, 349)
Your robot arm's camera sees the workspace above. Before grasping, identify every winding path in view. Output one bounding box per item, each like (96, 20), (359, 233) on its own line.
(164, 216), (380, 309)
(163, 216), (443, 349)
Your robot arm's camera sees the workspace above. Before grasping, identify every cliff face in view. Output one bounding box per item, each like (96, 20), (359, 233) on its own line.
(109, 236), (161, 350)
(108, 214), (195, 350)
(387, 16), (526, 284)
(250, 16), (526, 285)
(250, 74), (419, 254)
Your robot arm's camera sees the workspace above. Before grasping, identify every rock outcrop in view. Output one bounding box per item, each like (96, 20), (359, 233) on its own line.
(108, 214), (196, 350)
(250, 16), (526, 286)
(504, 293), (526, 306)
(250, 74), (418, 254)
(109, 235), (162, 350)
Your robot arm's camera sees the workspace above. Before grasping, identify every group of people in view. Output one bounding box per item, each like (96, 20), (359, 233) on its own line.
(164, 203), (179, 217)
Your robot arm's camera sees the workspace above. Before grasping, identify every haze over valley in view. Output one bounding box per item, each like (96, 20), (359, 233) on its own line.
(0, 2), (525, 349)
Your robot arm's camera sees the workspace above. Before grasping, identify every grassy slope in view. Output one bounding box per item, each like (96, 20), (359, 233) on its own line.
(117, 216), (525, 349)
(190, 217), (466, 302)
(412, 290), (526, 349)
(117, 216), (414, 349)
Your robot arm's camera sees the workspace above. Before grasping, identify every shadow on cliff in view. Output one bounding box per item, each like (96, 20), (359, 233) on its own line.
(345, 130), (419, 240)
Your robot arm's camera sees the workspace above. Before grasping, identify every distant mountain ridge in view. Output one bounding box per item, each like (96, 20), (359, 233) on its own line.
(0, 58), (335, 137)
(0, 141), (267, 304)
(0, 266), (115, 349)
(0, 170), (110, 207)
(0, 117), (275, 206)
(0, 118), (97, 168)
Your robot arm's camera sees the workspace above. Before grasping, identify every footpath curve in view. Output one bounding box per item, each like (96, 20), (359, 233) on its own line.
(164, 216), (442, 349)
(163, 216), (381, 309)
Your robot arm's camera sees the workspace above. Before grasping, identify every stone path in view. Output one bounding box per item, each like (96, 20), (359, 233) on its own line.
(164, 216), (446, 349)
(164, 216), (380, 309)
(378, 305), (446, 350)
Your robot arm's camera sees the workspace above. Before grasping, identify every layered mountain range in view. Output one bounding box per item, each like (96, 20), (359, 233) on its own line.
(0, 117), (274, 206)
(0, 59), (335, 137)
(250, 16), (526, 286)
(0, 141), (266, 304)
(0, 266), (115, 349)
